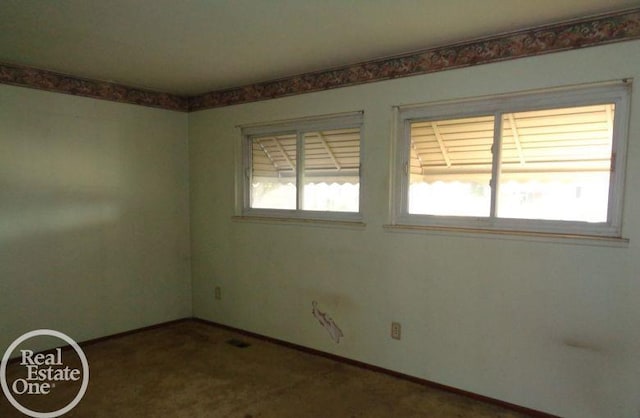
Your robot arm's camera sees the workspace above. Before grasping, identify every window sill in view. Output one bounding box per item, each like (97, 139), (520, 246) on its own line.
(383, 224), (629, 247)
(232, 215), (366, 230)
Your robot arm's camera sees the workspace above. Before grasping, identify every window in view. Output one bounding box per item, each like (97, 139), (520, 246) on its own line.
(240, 112), (362, 220)
(393, 83), (630, 237)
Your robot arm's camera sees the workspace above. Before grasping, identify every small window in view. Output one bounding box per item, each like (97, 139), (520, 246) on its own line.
(241, 112), (362, 220)
(394, 83), (630, 237)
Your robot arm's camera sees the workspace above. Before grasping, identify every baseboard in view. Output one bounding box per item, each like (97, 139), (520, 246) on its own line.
(4, 317), (192, 364)
(193, 317), (560, 418)
(3, 317), (560, 417)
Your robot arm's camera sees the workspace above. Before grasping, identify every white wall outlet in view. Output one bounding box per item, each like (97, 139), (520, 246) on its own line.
(214, 286), (221, 300)
(391, 322), (401, 340)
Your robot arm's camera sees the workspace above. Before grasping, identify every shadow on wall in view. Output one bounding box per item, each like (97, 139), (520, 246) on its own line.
(1, 183), (121, 243)
(0, 179), (185, 353)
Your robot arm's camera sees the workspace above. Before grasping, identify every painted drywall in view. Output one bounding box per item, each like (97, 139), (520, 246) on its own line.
(189, 41), (640, 418)
(0, 85), (191, 353)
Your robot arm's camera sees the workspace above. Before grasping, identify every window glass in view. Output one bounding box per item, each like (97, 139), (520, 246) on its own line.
(497, 105), (614, 222)
(408, 116), (494, 217)
(242, 112), (363, 220)
(250, 133), (296, 210)
(396, 83), (629, 237)
(302, 128), (360, 212)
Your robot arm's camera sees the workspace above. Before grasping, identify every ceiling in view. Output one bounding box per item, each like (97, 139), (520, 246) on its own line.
(1, 0), (639, 96)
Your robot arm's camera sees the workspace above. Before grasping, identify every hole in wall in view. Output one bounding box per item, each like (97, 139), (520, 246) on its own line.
(226, 338), (251, 348)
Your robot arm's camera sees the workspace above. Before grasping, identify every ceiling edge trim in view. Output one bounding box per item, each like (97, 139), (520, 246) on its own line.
(0, 62), (189, 112)
(0, 8), (639, 112)
(189, 7), (640, 111)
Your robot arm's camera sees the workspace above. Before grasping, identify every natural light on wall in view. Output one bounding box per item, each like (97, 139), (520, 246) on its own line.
(408, 104), (615, 223)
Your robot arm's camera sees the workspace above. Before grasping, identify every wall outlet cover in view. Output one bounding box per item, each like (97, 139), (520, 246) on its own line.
(391, 322), (401, 340)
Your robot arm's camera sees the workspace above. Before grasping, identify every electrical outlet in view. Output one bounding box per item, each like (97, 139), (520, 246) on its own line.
(214, 286), (221, 300)
(391, 322), (401, 340)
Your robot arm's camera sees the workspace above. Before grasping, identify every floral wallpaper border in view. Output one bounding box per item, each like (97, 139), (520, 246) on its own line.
(190, 8), (640, 111)
(0, 63), (189, 112)
(1, 8), (639, 112)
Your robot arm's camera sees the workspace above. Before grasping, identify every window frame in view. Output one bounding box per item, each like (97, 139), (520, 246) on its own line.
(392, 82), (631, 238)
(239, 111), (364, 221)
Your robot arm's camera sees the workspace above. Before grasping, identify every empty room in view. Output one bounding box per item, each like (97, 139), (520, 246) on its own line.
(2, 1), (640, 417)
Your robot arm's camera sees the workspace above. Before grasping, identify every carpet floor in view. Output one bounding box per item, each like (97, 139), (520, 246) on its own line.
(0, 320), (531, 417)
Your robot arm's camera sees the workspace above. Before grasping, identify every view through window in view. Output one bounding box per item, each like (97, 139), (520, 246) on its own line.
(408, 104), (614, 222)
(396, 83), (630, 236)
(244, 113), (362, 219)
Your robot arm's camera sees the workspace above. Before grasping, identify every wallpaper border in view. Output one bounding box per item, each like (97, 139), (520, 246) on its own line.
(1, 8), (638, 112)
(0, 63), (189, 112)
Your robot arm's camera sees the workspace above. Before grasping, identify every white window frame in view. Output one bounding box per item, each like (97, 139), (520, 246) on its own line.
(392, 82), (631, 237)
(238, 111), (364, 221)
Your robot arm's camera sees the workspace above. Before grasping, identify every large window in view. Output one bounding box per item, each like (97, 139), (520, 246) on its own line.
(240, 112), (362, 220)
(393, 83), (630, 237)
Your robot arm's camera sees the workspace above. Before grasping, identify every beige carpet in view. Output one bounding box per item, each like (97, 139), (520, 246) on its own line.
(0, 320), (532, 417)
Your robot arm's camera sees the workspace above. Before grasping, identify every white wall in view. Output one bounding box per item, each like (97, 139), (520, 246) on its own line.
(0, 85), (192, 352)
(189, 40), (640, 418)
